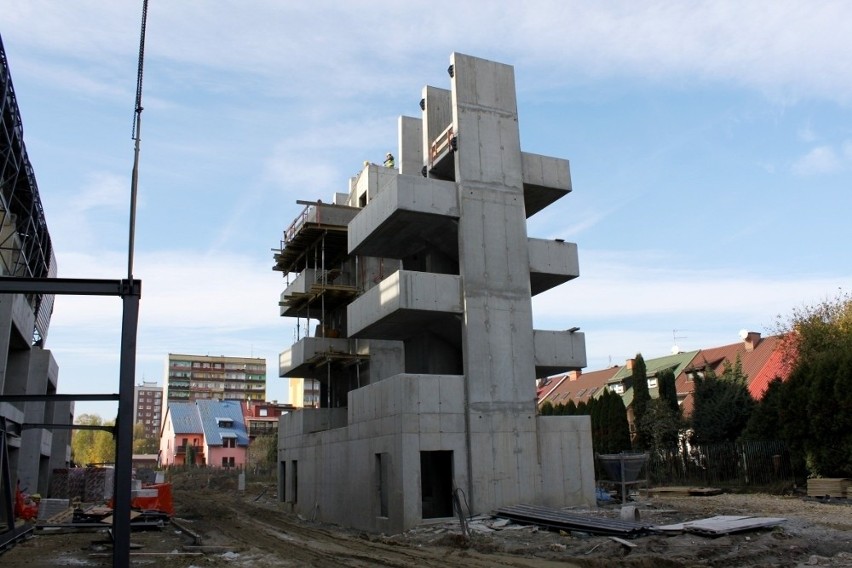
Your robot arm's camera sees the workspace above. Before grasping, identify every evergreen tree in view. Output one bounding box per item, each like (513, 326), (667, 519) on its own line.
(603, 389), (631, 453)
(657, 368), (679, 417)
(564, 399), (577, 415)
(630, 354), (650, 449)
(690, 358), (754, 445)
(741, 377), (785, 441)
(540, 401), (554, 416)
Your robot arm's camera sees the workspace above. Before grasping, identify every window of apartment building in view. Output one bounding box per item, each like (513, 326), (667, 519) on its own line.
(259, 408), (268, 417)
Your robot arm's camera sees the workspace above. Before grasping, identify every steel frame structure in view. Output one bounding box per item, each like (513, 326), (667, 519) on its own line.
(0, 277), (140, 566)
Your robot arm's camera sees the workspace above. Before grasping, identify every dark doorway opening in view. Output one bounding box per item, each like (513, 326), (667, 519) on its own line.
(420, 450), (453, 518)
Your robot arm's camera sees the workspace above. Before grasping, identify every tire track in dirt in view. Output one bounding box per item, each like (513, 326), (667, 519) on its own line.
(186, 493), (580, 567)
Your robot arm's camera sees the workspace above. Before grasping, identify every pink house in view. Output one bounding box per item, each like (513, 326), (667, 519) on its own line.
(159, 399), (249, 468)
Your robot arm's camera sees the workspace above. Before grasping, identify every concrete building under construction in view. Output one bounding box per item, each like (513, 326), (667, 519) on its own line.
(273, 53), (595, 533)
(0, 33), (71, 538)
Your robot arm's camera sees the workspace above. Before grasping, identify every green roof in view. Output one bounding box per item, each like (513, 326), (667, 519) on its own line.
(608, 350), (699, 407)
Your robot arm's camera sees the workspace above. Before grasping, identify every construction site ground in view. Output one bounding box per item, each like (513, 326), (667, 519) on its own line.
(3, 471), (851, 567)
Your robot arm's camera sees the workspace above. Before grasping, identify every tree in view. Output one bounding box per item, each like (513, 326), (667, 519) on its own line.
(248, 433), (278, 473)
(71, 414), (116, 466)
(133, 422), (159, 455)
(766, 291), (852, 477)
(630, 354), (650, 449)
(690, 358), (754, 445)
(601, 389), (631, 453)
(639, 398), (680, 452)
(773, 289), (852, 371)
(539, 401), (554, 416)
(657, 368), (680, 418)
(741, 377), (785, 441)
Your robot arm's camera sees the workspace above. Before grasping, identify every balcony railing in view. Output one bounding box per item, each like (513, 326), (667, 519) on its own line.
(175, 445), (204, 456)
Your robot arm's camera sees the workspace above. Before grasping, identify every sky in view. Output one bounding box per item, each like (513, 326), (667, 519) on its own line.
(3, 1), (851, 419)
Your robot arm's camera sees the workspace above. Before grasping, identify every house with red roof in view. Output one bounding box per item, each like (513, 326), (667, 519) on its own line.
(538, 330), (792, 423)
(678, 331), (792, 415)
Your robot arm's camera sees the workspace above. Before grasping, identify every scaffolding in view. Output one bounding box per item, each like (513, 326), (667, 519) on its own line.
(273, 201), (367, 409)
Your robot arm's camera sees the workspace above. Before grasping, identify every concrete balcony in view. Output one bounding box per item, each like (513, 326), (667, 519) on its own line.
(533, 329), (586, 377)
(347, 270), (463, 340)
(348, 172), (459, 260)
(279, 407), (349, 436)
(528, 238), (580, 296)
(522, 152), (572, 217)
(279, 337), (364, 379)
(279, 267), (358, 318)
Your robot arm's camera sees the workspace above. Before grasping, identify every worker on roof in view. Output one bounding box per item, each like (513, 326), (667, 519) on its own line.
(384, 152), (395, 168)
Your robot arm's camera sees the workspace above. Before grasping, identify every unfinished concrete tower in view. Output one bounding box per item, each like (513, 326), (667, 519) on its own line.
(274, 53), (594, 533)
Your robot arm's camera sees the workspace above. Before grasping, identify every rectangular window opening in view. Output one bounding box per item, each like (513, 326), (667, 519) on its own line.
(291, 460), (298, 504)
(376, 453), (389, 518)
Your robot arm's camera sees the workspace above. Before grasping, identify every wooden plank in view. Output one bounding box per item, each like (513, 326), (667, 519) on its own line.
(610, 536), (637, 548)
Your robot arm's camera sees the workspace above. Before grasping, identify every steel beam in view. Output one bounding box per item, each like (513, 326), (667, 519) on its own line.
(0, 394), (119, 403)
(113, 290), (139, 567)
(0, 277), (140, 297)
(21, 423), (115, 433)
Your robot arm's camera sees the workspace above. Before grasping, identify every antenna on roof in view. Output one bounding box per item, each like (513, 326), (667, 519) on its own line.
(672, 329), (687, 353)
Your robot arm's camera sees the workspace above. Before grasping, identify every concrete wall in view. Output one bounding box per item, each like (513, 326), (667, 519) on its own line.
(279, 373), (465, 532)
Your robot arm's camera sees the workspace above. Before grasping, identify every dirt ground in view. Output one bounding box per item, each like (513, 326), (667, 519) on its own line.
(2, 477), (851, 567)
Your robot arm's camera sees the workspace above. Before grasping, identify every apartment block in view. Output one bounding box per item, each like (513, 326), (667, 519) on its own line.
(164, 353), (267, 407)
(273, 53), (595, 533)
(133, 380), (162, 439)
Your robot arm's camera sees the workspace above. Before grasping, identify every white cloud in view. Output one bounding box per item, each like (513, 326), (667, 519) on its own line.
(6, 1), (852, 103)
(792, 145), (843, 175)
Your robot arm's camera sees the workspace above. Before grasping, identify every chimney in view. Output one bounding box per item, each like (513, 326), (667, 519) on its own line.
(568, 370), (582, 381)
(626, 358), (635, 370)
(742, 331), (761, 352)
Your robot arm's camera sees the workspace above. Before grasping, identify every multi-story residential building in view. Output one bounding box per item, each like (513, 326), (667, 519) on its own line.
(163, 353), (267, 408)
(287, 378), (319, 408)
(0, 33), (71, 540)
(273, 53), (593, 533)
(133, 380), (163, 439)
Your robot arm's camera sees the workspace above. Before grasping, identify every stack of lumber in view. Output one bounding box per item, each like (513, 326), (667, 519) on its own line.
(807, 478), (849, 498)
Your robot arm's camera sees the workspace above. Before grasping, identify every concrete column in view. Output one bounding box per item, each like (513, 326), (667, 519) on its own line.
(398, 116), (422, 176)
(421, 86), (452, 168)
(450, 52), (540, 513)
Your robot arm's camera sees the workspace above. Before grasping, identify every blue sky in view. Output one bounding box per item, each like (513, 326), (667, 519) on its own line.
(3, 1), (851, 418)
